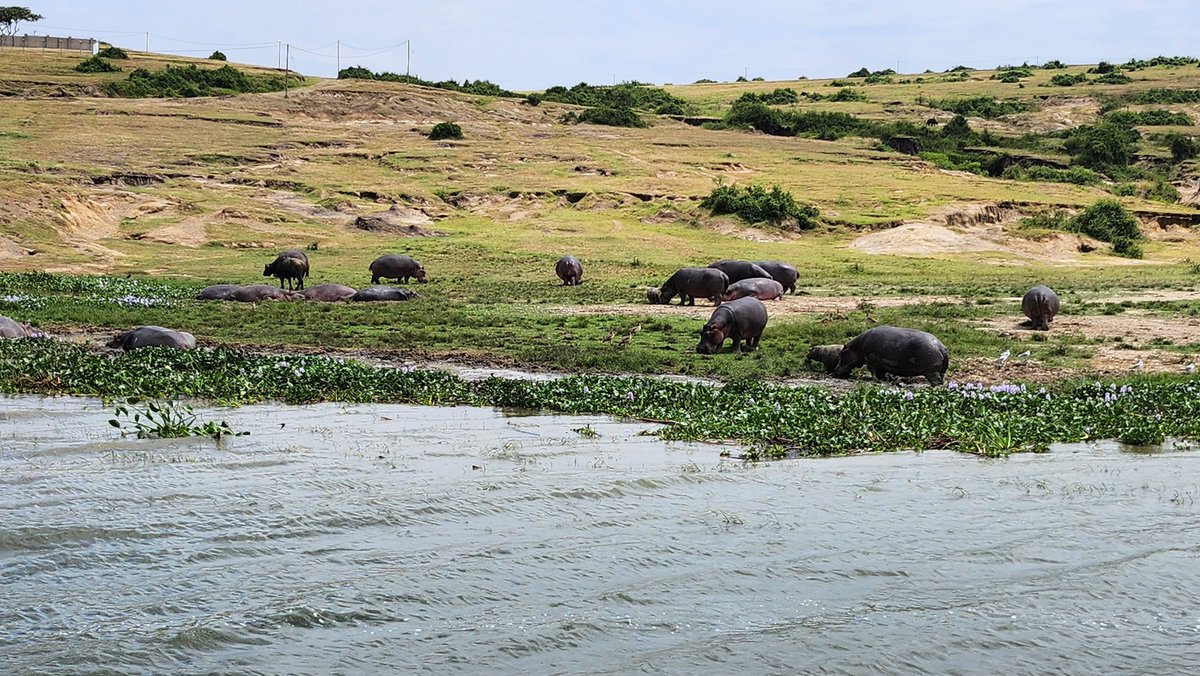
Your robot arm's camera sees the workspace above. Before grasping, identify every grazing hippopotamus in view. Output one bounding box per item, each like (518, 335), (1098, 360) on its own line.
(370, 254), (427, 284)
(1022, 284), (1060, 331)
(350, 285), (420, 302)
(696, 297), (768, 354)
(806, 344), (843, 373)
(753, 260), (799, 294)
(298, 283), (357, 302)
(231, 284), (296, 302)
(832, 326), (949, 385)
(647, 267), (729, 306)
(106, 326), (196, 351)
(708, 259), (772, 284)
(722, 277), (784, 302)
(196, 284), (239, 301)
(0, 315), (33, 338)
(264, 250), (310, 290)
(555, 255), (584, 286)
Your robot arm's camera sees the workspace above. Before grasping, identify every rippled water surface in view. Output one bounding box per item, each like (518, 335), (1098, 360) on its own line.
(2, 396), (1199, 674)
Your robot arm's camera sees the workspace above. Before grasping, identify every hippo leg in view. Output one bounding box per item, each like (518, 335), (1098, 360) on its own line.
(748, 335), (761, 351)
(731, 336), (742, 353)
(712, 296), (722, 306)
(926, 370), (945, 386)
(867, 363), (890, 381)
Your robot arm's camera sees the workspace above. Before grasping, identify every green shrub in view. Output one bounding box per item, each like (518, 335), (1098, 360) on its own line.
(693, 78), (716, 84)
(338, 66), (517, 98)
(1049, 72), (1088, 86)
(863, 74), (893, 84)
(74, 56), (121, 74)
(1169, 134), (1198, 161)
(428, 121), (463, 140)
(1141, 178), (1180, 204)
(831, 87), (868, 102)
(539, 81), (686, 112)
(1068, 199), (1144, 258)
(208, 50), (227, 61)
(735, 88), (799, 105)
(1042, 60), (1068, 69)
(523, 93), (542, 106)
(1063, 122), (1139, 170)
(1089, 61), (1118, 74)
(996, 71), (1024, 83)
(701, 182), (820, 228)
(1122, 55), (1199, 70)
(562, 107), (647, 128)
(920, 151), (985, 175)
(103, 64), (291, 97)
(1093, 72), (1133, 85)
(1104, 109), (1193, 126)
(1002, 164), (1101, 185)
(1131, 89), (1200, 104)
(96, 45), (128, 59)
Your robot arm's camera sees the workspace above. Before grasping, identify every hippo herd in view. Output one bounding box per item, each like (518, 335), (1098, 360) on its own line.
(0, 246), (1063, 385)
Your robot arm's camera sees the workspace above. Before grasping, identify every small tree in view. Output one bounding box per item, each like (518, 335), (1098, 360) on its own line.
(208, 50), (227, 61)
(0, 6), (43, 36)
(428, 121), (463, 140)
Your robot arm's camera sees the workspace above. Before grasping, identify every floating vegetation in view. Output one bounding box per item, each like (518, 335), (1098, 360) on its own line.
(109, 398), (247, 441)
(2, 340), (1198, 457)
(0, 273), (198, 308)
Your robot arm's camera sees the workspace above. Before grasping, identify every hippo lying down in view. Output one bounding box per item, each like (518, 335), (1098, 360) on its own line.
(107, 326), (196, 351)
(829, 326), (949, 385)
(0, 315), (35, 339)
(350, 286), (421, 302)
(197, 284), (296, 302)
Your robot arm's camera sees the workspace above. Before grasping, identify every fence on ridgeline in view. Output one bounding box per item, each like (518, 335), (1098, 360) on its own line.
(1, 35), (98, 53)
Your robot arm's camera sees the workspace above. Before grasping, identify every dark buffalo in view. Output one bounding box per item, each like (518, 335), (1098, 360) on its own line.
(0, 315), (33, 338)
(1022, 284), (1060, 331)
(370, 254), (427, 284)
(647, 267), (729, 306)
(722, 277), (784, 302)
(231, 284), (296, 302)
(708, 259), (771, 284)
(350, 285), (421, 302)
(555, 255), (584, 286)
(753, 260), (799, 294)
(696, 297), (768, 354)
(264, 250), (310, 290)
(107, 326), (196, 351)
(298, 283), (357, 302)
(806, 344), (842, 373)
(832, 326), (949, 385)
(196, 284), (239, 301)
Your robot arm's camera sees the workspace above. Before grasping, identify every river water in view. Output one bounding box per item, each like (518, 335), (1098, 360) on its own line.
(2, 396), (1198, 674)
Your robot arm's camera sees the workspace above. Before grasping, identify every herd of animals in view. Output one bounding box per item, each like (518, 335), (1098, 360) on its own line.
(0, 248), (1066, 387)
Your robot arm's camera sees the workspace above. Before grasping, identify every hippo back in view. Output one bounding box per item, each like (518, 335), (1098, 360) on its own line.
(299, 283), (357, 302)
(110, 326), (196, 350)
(555, 255), (583, 284)
(196, 284), (239, 301)
(664, 267), (729, 300)
(0, 315), (30, 338)
(840, 326), (948, 378)
(231, 284), (295, 302)
(1021, 285), (1060, 330)
(351, 285), (419, 302)
(709, 259), (771, 284)
(752, 260), (799, 292)
(723, 277), (784, 301)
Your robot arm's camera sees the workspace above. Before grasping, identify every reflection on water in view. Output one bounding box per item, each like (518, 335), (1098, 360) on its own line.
(2, 396), (1199, 673)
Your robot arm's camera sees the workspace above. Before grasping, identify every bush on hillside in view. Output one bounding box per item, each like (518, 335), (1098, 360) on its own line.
(428, 121), (463, 140)
(736, 88), (799, 105)
(701, 182), (819, 229)
(1132, 89), (1200, 104)
(1093, 72), (1133, 85)
(1067, 199), (1143, 258)
(1049, 72), (1088, 86)
(1063, 122), (1139, 170)
(103, 64), (290, 98)
(928, 96), (1028, 118)
(96, 45), (128, 59)
(1041, 60), (1068, 69)
(1122, 55), (1199, 70)
(1104, 109), (1193, 127)
(1001, 164), (1101, 185)
(337, 66), (517, 98)
(561, 106), (647, 128)
(208, 51), (227, 61)
(1169, 134), (1198, 162)
(540, 81), (686, 113)
(831, 88), (868, 102)
(74, 56), (121, 73)
(1088, 62), (1118, 74)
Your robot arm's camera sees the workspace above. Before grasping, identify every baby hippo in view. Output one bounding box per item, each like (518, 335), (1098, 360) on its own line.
(298, 283), (357, 302)
(722, 277), (784, 302)
(696, 297), (768, 354)
(806, 344), (842, 373)
(0, 315), (34, 338)
(107, 326), (196, 351)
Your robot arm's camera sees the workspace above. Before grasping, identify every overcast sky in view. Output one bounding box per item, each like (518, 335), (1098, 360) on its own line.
(26, 1), (1199, 89)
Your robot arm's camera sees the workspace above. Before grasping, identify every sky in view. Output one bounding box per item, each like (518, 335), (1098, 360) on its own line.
(22, 1), (1200, 89)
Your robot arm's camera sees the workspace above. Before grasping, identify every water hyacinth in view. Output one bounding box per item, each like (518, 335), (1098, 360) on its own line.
(2, 340), (1198, 457)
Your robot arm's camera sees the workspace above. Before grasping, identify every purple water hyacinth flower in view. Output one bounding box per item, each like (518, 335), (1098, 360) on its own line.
(774, 402), (781, 413)
(626, 391), (635, 402)
(903, 390), (915, 400)
(583, 386), (590, 395)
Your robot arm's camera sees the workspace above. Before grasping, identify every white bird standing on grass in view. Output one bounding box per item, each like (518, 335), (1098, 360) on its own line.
(1184, 363), (1196, 373)
(1132, 359), (1145, 371)
(997, 349), (1011, 365)
(1016, 350), (1031, 360)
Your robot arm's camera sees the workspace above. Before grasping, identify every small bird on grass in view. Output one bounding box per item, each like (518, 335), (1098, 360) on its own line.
(1132, 359), (1145, 371)
(1016, 350), (1031, 360)
(1184, 363), (1196, 373)
(996, 349), (1011, 365)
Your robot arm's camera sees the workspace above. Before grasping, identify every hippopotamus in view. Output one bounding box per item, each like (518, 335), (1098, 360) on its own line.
(298, 283), (357, 302)
(753, 260), (799, 294)
(370, 254), (427, 284)
(1022, 284), (1060, 331)
(696, 297), (768, 354)
(722, 277), (784, 302)
(0, 315), (33, 338)
(264, 250), (310, 290)
(350, 285), (421, 302)
(196, 284), (239, 301)
(708, 259), (772, 284)
(231, 284), (296, 302)
(806, 344), (843, 373)
(555, 255), (584, 286)
(106, 326), (196, 351)
(832, 326), (949, 385)
(647, 267), (729, 306)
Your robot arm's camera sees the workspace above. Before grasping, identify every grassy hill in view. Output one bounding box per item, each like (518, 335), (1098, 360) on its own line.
(1, 48), (1199, 381)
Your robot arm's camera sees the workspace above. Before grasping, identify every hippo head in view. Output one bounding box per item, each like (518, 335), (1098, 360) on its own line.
(830, 346), (860, 379)
(646, 288), (664, 304)
(414, 266), (428, 283)
(806, 344), (843, 373)
(696, 320), (728, 355)
(105, 332), (128, 349)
